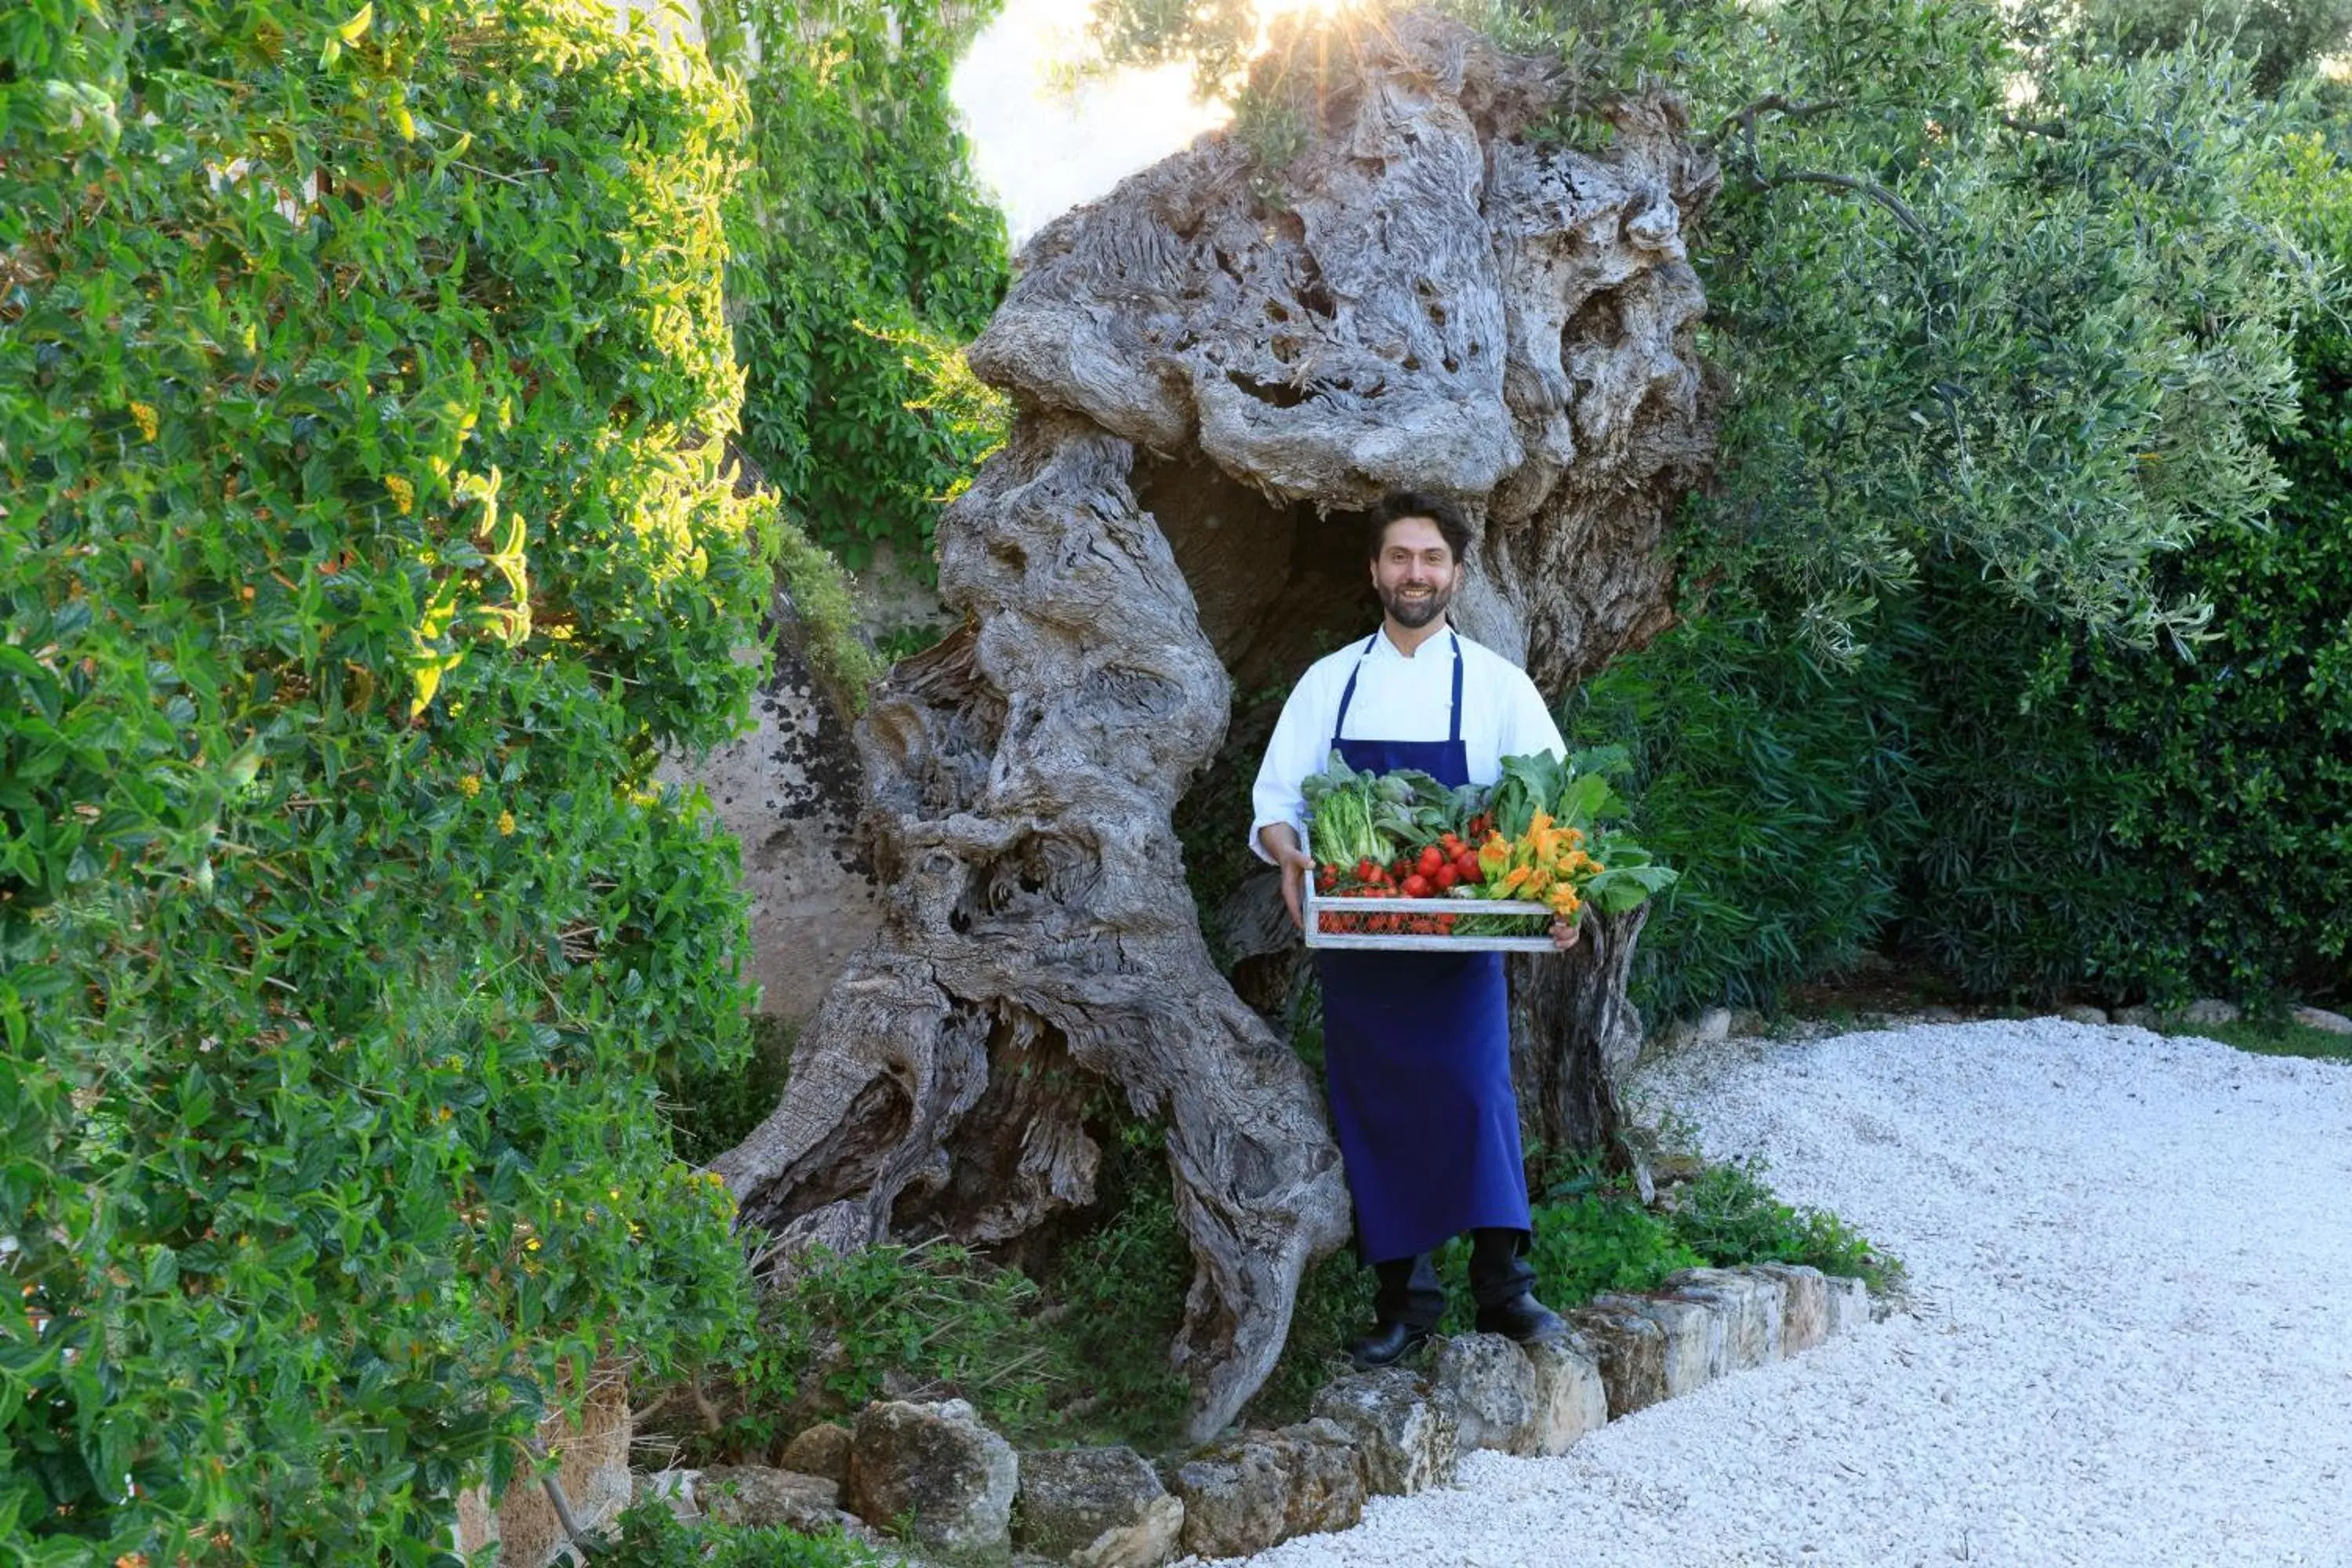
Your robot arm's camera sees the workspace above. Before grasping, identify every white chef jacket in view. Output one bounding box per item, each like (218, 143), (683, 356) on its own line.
(1248, 623), (1568, 865)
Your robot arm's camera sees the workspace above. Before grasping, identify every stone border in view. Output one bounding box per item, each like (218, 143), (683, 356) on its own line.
(630, 1264), (1871, 1567)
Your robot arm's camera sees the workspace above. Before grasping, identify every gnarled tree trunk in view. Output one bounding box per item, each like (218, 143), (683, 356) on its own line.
(714, 9), (1717, 1439)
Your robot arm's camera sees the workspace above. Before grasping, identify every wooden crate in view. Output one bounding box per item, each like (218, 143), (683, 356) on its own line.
(1299, 845), (1561, 953)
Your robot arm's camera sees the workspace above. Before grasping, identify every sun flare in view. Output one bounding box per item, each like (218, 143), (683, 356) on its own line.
(953, 0), (1377, 245)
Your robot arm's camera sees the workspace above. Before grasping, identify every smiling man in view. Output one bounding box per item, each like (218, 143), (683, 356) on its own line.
(1249, 490), (1577, 1369)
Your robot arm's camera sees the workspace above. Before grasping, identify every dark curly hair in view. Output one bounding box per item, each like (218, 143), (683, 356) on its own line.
(1367, 490), (1472, 563)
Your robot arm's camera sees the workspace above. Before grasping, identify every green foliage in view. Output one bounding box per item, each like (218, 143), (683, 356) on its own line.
(1, 1), (768, 1557)
(1686, 9), (2310, 653)
(1566, 601), (1926, 1015)
(1036, 1116), (1196, 1446)
(682, 1240), (1058, 1463)
(1662, 1159), (1904, 1294)
(1886, 128), (2352, 1007)
(1097, 2), (2315, 650)
(597, 1498), (880, 1568)
(709, 0), (1012, 574)
(1522, 1192), (1704, 1305)
(2056, 0), (2352, 93)
(665, 1014), (797, 1168)
(2165, 1016), (2352, 1062)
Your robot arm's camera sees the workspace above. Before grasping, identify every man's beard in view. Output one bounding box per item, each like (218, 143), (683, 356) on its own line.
(1381, 581), (1452, 630)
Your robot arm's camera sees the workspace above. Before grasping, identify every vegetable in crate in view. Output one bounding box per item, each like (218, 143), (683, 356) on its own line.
(1454, 749), (1679, 935)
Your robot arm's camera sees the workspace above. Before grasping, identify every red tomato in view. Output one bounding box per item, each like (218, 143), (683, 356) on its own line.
(1417, 844), (1445, 879)
(1402, 873), (1432, 898)
(1455, 852), (1482, 883)
(1433, 864), (1458, 891)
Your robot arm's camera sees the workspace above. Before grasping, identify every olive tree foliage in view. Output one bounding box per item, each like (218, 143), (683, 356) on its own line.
(1091, 0), (2321, 658)
(2056, 0), (2352, 93)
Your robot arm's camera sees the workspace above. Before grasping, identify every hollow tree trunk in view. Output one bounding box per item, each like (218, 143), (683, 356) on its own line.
(717, 9), (1717, 1439)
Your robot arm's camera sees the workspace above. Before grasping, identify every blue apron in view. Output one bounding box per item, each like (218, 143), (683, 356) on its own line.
(1312, 630), (1532, 1264)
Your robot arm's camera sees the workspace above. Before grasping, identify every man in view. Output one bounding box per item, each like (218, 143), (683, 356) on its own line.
(1250, 490), (1579, 1370)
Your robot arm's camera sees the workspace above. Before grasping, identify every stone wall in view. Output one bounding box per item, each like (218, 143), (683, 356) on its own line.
(631, 1263), (1875, 1565)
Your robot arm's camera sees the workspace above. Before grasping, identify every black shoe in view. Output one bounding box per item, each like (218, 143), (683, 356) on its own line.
(1345, 1319), (1433, 1370)
(1475, 1292), (1567, 1343)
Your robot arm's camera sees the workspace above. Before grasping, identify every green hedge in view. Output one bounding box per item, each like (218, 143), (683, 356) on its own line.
(2, 2), (767, 1558)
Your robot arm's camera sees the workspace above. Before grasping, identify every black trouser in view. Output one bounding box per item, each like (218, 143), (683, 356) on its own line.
(1371, 1228), (1535, 1328)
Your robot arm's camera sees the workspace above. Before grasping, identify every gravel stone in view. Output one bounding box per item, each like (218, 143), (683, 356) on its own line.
(1189, 1019), (2352, 1566)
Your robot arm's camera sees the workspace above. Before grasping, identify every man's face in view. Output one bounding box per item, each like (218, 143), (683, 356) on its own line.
(1371, 516), (1457, 630)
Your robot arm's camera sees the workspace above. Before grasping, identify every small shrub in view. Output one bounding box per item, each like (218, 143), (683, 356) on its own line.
(673, 1239), (1056, 1464)
(1564, 596), (1926, 1019)
(1663, 1158), (1904, 1294)
(1038, 1117), (1195, 1446)
(597, 1498), (879, 1568)
(1523, 1194), (1705, 1308)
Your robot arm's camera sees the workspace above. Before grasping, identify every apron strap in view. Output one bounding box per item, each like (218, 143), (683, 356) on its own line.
(1329, 629), (1465, 751)
(1330, 631), (1381, 751)
(1448, 630), (1464, 746)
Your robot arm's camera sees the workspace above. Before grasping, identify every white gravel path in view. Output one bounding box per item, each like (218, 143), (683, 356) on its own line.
(1222, 1018), (2352, 1567)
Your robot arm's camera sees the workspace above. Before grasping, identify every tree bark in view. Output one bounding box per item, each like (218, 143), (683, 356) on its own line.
(717, 9), (1716, 1439)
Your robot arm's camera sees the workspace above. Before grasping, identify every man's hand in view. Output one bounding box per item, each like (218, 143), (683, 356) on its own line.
(1274, 844), (1314, 931)
(1550, 913), (1582, 950)
(1259, 822), (1313, 931)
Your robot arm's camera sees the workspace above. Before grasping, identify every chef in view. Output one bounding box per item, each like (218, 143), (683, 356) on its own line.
(1250, 491), (1577, 1369)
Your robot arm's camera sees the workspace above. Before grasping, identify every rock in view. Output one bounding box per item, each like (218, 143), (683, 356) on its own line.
(1519, 1334), (1609, 1456)
(1651, 1005), (1733, 1054)
(657, 638), (880, 1027)
(1271, 1419), (1366, 1538)
(2055, 1003), (2110, 1025)
(1727, 1007), (1769, 1038)
(1308, 1367), (1458, 1496)
(1014, 1446), (1180, 1568)
(779, 1421), (854, 1483)
(1595, 1292), (1719, 1395)
(698, 1466), (842, 1532)
(2292, 1005), (2352, 1035)
(1566, 1301), (1668, 1417)
(2183, 997), (2241, 1025)
(1072, 1496), (1184, 1568)
(846, 1399), (1019, 1554)
(1169, 1438), (1284, 1559)
(2113, 1004), (2161, 1029)
(1661, 1268), (1782, 1370)
(630, 1468), (701, 1522)
(1824, 1275), (1871, 1336)
(1169, 1422), (1365, 1559)
(1429, 1333), (1537, 1454)
(1749, 1263), (1831, 1356)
